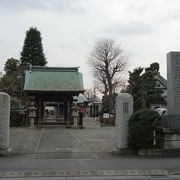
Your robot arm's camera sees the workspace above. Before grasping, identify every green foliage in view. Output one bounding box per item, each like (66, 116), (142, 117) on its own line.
(0, 58), (23, 120)
(11, 97), (20, 109)
(10, 110), (28, 127)
(0, 58), (21, 96)
(10, 98), (28, 127)
(20, 27), (47, 68)
(10, 97), (28, 127)
(127, 62), (163, 111)
(4, 58), (20, 75)
(127, 67), (144, 111)
(0, 75), (19, 95)
(142, 63), (162, 108)
(128, 109), (161, 149)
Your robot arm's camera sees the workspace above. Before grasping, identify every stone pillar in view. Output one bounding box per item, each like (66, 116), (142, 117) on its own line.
(167, 52), (180, 115)
(162, 52), (180, 150)
(0, 92), (12, 155)
(67, 100), (70, 125)
(114, 93), (133, 153)
(38, 99), (42, 126)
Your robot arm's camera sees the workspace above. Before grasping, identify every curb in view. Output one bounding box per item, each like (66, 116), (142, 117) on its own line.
(0, 169), (168, 178)
(169, 170), (180, 175)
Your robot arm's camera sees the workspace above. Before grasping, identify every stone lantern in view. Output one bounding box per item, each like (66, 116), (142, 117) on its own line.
(72, 103), (79, 128)
(28, 102), (37, 127)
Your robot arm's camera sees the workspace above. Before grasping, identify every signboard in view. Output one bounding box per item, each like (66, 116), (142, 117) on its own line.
(103, 113), (110, 118)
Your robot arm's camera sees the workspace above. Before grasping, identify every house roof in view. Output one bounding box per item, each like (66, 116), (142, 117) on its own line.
(24, 66), (84, 93)
(158, 74), (167, 87)
(156, 74), (167, 98)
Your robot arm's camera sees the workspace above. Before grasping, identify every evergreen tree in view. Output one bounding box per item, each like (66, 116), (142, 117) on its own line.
(4, 58), (20, 75)
(142, 62), (162, 108)
(20, 27), (47, 68)
(127, 67), (144, 111)
(127, 62), (163, 111)
(0, 58), (21, 96)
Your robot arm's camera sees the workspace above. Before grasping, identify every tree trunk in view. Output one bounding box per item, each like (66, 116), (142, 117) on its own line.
(105, 61), (114, 114)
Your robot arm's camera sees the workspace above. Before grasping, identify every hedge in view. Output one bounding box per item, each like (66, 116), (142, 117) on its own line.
(128, 109), (161, 149)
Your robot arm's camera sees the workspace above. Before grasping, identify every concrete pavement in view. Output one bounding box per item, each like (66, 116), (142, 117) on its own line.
(0, 118), (180, 178)
(9, 127), (41, 154)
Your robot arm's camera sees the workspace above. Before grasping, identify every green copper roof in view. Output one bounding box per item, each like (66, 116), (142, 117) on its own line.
(24, 66), (84, 92)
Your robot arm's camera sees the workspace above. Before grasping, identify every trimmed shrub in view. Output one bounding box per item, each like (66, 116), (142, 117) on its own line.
(128, 109), (161, 149)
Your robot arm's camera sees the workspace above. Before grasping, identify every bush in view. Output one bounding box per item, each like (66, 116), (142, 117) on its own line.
(10, 109), (28, 127)
(128, 109), (161, 149)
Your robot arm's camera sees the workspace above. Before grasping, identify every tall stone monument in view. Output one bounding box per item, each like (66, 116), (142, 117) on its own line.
(164, 52), (180, 150)
(167, 51), (180, 116)
(114, 93), (133, 153)
(0, 92), (12, 155)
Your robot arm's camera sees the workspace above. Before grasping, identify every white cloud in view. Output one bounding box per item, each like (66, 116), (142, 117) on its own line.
(1, 0), (180, 89)
(0, 0), (86, 13)
(106, 22), (154, 35)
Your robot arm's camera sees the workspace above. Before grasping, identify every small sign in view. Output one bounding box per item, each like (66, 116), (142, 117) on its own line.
(123, 102), (128, 113)
(103, 113), (110, 118)
(19, 111), (26, 115)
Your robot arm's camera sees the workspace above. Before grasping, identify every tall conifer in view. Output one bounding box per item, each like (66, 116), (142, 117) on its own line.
(20, 27), (47, 67)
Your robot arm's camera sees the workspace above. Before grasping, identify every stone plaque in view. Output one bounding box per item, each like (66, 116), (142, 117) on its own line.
(123, 102), (128, 113)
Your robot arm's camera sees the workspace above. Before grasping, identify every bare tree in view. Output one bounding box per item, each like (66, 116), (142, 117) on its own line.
(84, 87), (99, 101)
(84, 88), (94, 100)
(88, 38), (128, 113)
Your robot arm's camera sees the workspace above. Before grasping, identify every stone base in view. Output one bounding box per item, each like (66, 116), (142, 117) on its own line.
(72, 125), (80, 129)
(112, 147), (135, 155)
(162, 115), (180, 129)
(162, 149), (180, 156)
(30, 119), (34, 127)
(137, 148), (161, 156)
(163, 128), (180, 149)
(0, 148), (12, 156)
(65, 125), (72, 128)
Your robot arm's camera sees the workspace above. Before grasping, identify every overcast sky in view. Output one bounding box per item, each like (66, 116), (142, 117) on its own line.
(1, 0), (180, 89)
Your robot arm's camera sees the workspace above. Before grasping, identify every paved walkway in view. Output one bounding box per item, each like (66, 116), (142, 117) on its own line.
(33, 118), (115, 159)
(9, 127), (41, 154)
(0, 118), (180, 178)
